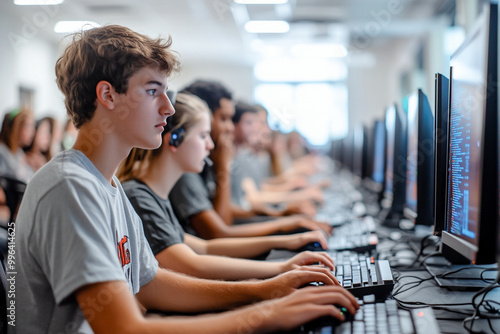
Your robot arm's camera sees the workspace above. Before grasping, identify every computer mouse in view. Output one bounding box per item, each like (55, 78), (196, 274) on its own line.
(299, 241), (325, 252)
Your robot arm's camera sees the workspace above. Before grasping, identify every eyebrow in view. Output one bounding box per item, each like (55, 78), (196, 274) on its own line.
(146, 80), (165, 87)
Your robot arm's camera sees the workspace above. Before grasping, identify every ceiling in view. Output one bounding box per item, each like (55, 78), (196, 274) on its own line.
(1, 0), (455, 66)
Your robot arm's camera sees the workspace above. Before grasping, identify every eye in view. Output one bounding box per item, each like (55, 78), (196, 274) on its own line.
(146, 89), (156, 96)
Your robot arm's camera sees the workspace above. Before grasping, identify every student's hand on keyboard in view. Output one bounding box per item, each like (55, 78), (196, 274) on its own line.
(283, 250), (335, 271)
(293, 215), (333, 236)
(304, 186), (324, 205)
(261, 286), (359, 332)
(261, 266), (341, 300)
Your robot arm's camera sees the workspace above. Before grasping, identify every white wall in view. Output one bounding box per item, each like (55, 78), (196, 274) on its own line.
(0, 12), (65, 121)
(170, 62), (254, 102)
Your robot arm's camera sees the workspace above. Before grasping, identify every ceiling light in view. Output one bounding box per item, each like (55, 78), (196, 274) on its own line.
(14, 0), (63, 4)
(291, 43), (348, 58)
(234, 0), (288, 4)
(245, 21), (289, 34)
(54, 21), (100, 33)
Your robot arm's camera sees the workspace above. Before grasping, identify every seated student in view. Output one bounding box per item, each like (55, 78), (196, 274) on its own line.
(170, 80), (332, 239)
(118, 92), (334, 280)
(14, 25), (358, 334)
(0, 108), (35, 223)
(231, 101), (325, 213)
(24, 116), (56, 172)
(0, 108), (36, 182)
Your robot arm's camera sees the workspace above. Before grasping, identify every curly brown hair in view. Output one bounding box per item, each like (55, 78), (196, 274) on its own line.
(55, 25), (181, 129)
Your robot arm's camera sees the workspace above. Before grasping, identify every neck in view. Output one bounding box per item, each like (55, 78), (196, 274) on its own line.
(141, 153), (183, 199)
(73, 125), (130, 185)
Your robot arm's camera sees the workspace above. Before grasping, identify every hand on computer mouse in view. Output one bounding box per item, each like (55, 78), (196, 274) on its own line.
(261, 286), (359, 332)
(287, 230), (329, 251)
(282, 250), (335, 271)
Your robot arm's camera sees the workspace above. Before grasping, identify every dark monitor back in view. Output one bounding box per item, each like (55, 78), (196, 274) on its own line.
(404, 89), (434, 226)
(352, 125), (369, 178)
(341, 132), (353, 170)
(434, 73), (450, 236)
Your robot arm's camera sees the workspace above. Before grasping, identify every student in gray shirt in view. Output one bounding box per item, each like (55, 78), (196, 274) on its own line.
(13, 25), (358, 334)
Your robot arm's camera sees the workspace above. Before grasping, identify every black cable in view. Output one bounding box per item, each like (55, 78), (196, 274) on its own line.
(463, 283), (500, 334)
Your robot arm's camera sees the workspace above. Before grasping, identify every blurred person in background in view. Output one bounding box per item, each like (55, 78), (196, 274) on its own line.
(25, 116), (57, 172)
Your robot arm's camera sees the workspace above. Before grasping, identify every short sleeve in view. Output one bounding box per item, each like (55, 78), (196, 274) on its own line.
(31, 178), (126, 304)
(126, 186), (184, 255)
(169, 173), (213, 225)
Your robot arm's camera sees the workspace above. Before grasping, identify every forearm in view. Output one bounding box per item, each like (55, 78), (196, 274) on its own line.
(203, 217), (299, 238)
(139, 269), (266, 313)
(231, 203), (256, 218)
(206, 235), (298, 258)
(187, 254), (283, 280)
(249, 190), (312, 205)
(140, 302), (278, 334)
(212, 168), (233, 225)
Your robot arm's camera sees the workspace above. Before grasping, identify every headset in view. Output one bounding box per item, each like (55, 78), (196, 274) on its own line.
(169, 127), (185, 147)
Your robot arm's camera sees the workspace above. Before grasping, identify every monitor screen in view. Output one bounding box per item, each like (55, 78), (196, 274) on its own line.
(371, 120), (386, 185)
(404, 90), (434, 225)
(434, 73), (450, 236)
(384, 105), (396, 198)
(405, 93), (419, 216)
(442, 2), (498, 264)
(352, 126), (363, 177)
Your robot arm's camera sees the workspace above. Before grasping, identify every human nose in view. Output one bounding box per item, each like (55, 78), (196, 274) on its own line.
(160, 92), (175, 117)
(207, 136), (215, 150)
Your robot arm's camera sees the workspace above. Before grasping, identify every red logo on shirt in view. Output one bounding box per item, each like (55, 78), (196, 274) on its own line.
(117, 235), (130, 267)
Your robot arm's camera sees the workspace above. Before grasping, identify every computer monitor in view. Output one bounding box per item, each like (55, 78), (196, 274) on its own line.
(329, 139), (343, 164)
(352, 125), (368, 179)
(371, 120), (386, 187)
(433, 73), (450, 236)
(383, 103), (407, 226)
(441, 1), (498, 265)
(404, 89), (434, 226)
(341, 132), (354, 171)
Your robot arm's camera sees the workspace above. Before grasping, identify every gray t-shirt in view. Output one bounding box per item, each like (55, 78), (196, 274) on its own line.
(13, 149), (158, 334)
(230, 147), (272, 208)
(169, 166), (216, 235)
(123, 179), (184, 255)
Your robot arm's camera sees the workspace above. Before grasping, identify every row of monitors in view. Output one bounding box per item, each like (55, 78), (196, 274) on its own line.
(331, 1), (499, 271)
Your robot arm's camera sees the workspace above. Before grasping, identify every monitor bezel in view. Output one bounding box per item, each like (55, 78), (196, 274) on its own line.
(433, 72), (450, 236)
(404, 89), (435, 226)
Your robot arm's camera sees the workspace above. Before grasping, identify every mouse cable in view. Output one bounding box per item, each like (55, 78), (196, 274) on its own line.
(463, 283), (500, 334)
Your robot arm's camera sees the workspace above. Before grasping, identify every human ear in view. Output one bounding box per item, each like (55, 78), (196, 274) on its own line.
(96, 81), (116, 110)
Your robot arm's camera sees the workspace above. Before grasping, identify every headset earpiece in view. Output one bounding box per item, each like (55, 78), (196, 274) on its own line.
(169, 127), (185, 147)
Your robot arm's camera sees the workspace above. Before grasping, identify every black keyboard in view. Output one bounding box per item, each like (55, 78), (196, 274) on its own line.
(330, 252), (394, 300)
(328, 233), (379, 253)
(287, 294), (441, 334)
(327, 217), (379, 253)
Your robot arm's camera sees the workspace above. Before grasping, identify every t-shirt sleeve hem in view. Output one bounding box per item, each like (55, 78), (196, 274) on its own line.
(54, 270), (127, 305)
(140, 262), (158, 288)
